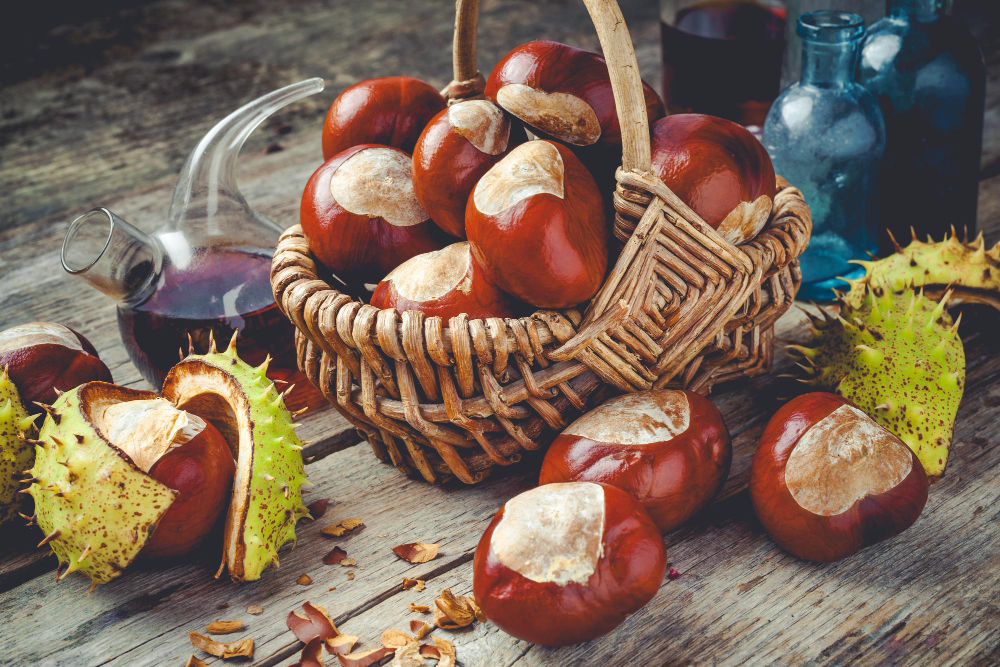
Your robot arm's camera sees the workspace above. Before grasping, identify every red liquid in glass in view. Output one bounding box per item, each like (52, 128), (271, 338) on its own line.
(117, 247), (323, 412)
(661, 0), (786, 131)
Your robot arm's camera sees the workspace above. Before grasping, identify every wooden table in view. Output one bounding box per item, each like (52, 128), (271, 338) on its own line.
(1, 1), (998, 665)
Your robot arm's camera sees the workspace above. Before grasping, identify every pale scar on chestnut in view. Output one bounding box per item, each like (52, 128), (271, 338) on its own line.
(473, 141), (565, 215)
(496, 84), (601, 146)
(0, 322), (84, 354)
(383, 243), (473, 301)
(563, 390), (690, 445)
(785, 405), (913, 516)
(448, 100), (510, 155)
(329, 147), (428, 226)
(490, 482), (605, 585)
(717, 194), (772, 245)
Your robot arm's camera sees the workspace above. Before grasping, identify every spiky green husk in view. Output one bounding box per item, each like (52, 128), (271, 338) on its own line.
(844, 229), (1000, 310)
(26, 386), (177, 586)
(789, 285), (965, 478)
(162, 335), (309, 582)
(0, 368), (37, 526)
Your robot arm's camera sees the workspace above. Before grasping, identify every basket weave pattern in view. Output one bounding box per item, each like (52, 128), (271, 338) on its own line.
(271, 0), (811, 484)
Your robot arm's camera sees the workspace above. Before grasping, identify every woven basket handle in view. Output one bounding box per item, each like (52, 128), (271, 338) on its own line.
(450, 0), (652, 173)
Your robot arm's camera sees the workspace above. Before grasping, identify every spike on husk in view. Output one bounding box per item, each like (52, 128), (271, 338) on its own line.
(788, 283), (965, 479)
(0, 367), (38, 527)
(844, 230), (1000, 310)
(162, 337), (309, 582)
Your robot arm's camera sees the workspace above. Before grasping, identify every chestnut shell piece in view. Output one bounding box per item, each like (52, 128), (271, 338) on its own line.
(473, 482), (666, 646)
(322, 75), (446, 159)
(540, 389), (732, 533)
(750, 392), (929, 563)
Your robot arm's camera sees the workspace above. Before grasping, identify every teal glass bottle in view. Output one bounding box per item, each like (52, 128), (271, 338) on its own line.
(763, 11), (886, 300)
(857, 0), (985, 251)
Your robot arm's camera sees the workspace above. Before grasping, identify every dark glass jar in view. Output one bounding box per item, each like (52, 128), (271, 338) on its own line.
(857, 0), (985, 251)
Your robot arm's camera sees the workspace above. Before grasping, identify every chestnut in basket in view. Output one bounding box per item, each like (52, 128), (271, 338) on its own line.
(465, 140), (608, 309)
(0, 321), (112, 412)
(412, 100), (526, 238)
(539, 389), (731, 533)
(474, 482), (666, 646)
(97, 394), (236, 558)
(321, 76), (446, 159)
(650, 114), (776, 245)
(370, 242), (520, 320)
(485, 40), (663, 150)
(301, 144), (447, 285)
(750, 392), (929, 563)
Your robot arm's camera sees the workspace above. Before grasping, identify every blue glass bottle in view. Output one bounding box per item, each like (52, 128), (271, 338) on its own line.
(857, 0), (985, 251)
(763, 11), (885, 300)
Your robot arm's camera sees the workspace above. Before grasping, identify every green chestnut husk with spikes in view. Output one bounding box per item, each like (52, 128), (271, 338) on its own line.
(844, 228), (1000, 311)
(788, 284), (965, 479)
(27, 334), (309, 588)
(0, 367), (39, 527)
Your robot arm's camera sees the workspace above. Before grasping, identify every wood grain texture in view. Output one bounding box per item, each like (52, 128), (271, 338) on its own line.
(0, 0), (998, 665)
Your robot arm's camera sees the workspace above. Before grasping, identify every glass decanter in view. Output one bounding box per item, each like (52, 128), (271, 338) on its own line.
(763, 11), (885, 300)
(61, 78), (326, 412)
(856, 0), (985, 251)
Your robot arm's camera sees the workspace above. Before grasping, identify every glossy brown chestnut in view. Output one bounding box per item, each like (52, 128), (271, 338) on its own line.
(321, 76), (446, 160)
(99, 395), (236, 558)
(540, 389), (731, 533)
(0, 321), (112, 411)
(412, 100), (526, 238)
(485, 40), (663, 150)
(650, 114), (777, 245)
(474, 481), (666, 646)
(300, 144), (448, 285)
(370, 242), (521, 320)
(465, 140), (608, 308)
(750, 392), (929, 563)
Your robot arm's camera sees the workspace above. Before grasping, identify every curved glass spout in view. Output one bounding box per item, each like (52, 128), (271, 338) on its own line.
(166, 77), (325, 238)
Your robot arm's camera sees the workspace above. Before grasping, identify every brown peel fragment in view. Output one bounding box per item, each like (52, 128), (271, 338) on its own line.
(189, 632), (254, 659)
(247, 604), (263, 615)
(402, 578), (425, 591)
(322, 518), (364, 537)
(185, 656), (208, 667)
(325, 634), (359, 656)
(409, 620), (432, 640)
(308, 498), (330, 519)
(432, 589), (483, 629)
(391, 542), (439, 563)
(346, 572), (356, 581)
(324, 546), (348, 565)
(291, 637), (327, 667)
(337, 646), (396, 667)
(432, 637), (456, 667)
(287, 601), (339, 643)
(419, 645), (440, 660)
(298, 573), (313, 585)
(408, 603), (430, 614)
(206, 620), (244, 634)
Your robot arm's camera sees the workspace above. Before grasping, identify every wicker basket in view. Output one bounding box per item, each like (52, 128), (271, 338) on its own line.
(271, 0), (812, 484)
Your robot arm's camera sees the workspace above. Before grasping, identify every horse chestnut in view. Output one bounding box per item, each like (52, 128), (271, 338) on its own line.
(465, 140), (608, 309)
(101, 396), (236, 558)
(650, 114), (776, 245)
(539, 389), (731, 533)
(301, 144), (447, 285)
(370, 242), (520, 320)
(0, 321), (112, 412)
(321, 76), (446, 160)
(412, 99), (526, 238)
(750, 392), (929, 563)
(473, 482), (666, 646)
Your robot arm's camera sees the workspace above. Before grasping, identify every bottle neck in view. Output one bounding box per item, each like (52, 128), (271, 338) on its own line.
(801, 40), (859, 87)
(62, 208), (162, 307)
(888, 0), (939, 22)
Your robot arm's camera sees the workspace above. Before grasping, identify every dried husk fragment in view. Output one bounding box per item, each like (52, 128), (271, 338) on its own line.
(390, 639), (424, 667)
(322, 518), (364, 537)
(408, 603), (430, 614)
(419, 645), (441, 660)
(247, 605), (263, 615)
(337, 646), (396, 667)
(185, 656), (208, 667)
(432, 589), (483, 629)
(431, 637), (456, 667)
(287, 601), (339, 643)
(298, 573), (314, 585)
(340, 558), (358, 567)
(189, 631), (254, 659)
(206, 620), (244, 634)
(391, 542), (439, 563)
(325, 634), (359, 656)
(291, 637), (326, 667)
(381, 628), (414, 649)
(402, 578), (425, 591)
(409, 620), (432, 640)
(324, 546), (348, 565)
